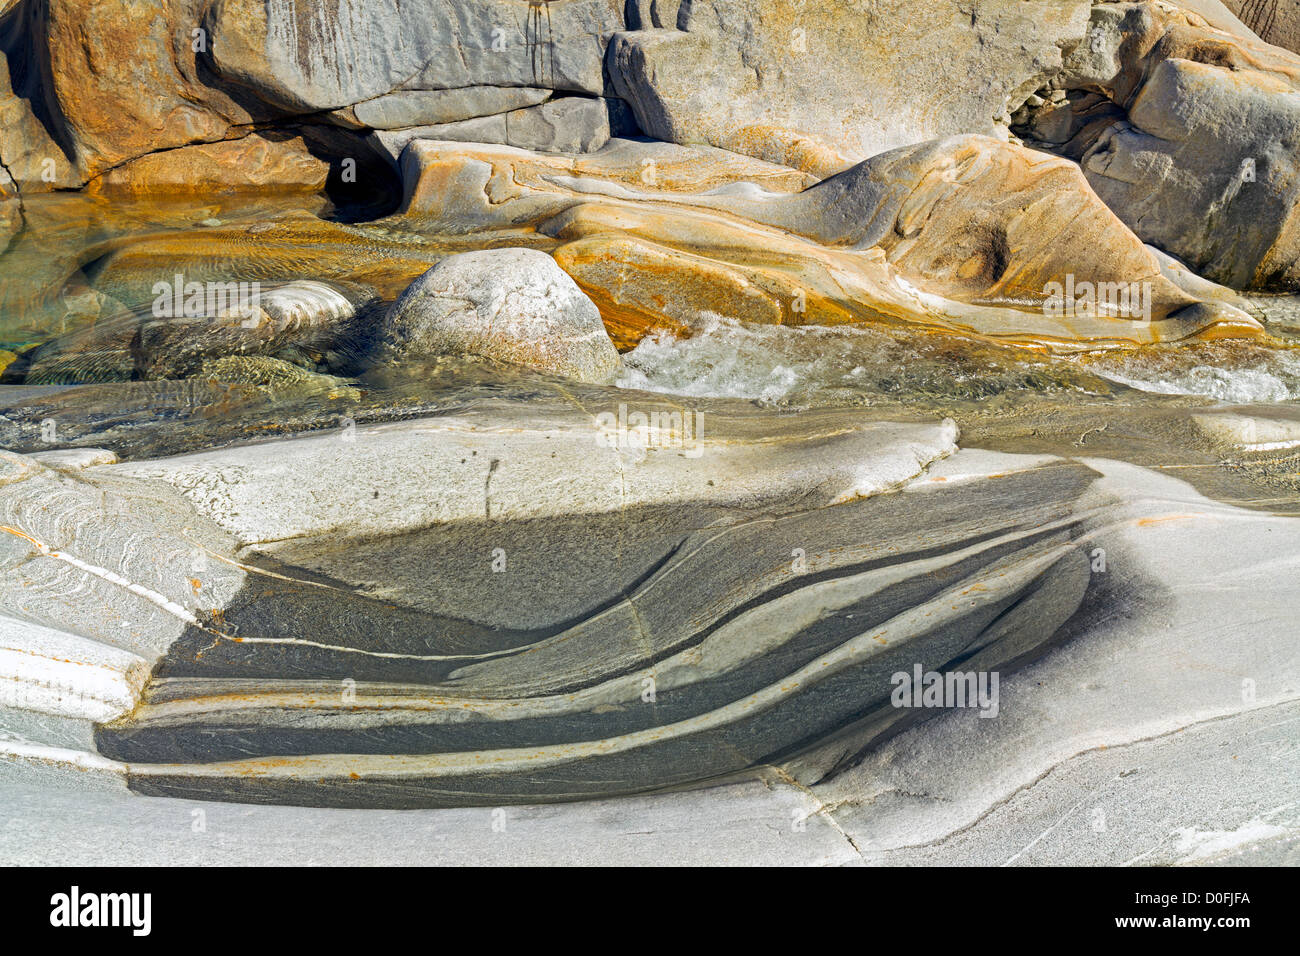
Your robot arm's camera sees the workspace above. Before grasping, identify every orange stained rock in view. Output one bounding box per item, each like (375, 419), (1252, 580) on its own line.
(396, 138), (1267, 351)
(85, 136), (330, 198)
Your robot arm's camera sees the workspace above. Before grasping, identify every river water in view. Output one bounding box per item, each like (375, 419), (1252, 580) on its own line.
(5, 193), (1300, 486)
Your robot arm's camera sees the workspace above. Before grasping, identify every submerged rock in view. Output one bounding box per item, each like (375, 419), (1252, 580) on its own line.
(380, 248), (624, 384)
(137, 280), (376, 380)
(198, 356), (362, 401)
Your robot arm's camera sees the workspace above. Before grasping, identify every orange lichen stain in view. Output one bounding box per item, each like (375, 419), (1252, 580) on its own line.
(189, 578), (202, 592)
(1135, 514), (1204, 527)
(349, 772), (360, 780)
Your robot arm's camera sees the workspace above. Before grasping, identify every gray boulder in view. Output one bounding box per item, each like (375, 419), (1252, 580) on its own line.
(205, 0), (627, 112)
(370, 96), (634, 166)
(609, 0), (1093, 176)
(380, 248), (623, 384)
(507, 95), (635, 152)
(1018, 0), (1300, 290)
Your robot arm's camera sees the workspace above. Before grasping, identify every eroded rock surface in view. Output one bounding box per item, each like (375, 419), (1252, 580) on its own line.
(610, 0), (1093, 176)
(1224, 0), (1300, 53)
(1018, 0), (1300, 290)
(395, 136), (1263, 348)
(86, 135), (330, 197)
(206, 0), (626, 111)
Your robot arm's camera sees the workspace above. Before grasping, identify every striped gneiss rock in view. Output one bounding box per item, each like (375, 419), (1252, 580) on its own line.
(3, 0), (1300, 832)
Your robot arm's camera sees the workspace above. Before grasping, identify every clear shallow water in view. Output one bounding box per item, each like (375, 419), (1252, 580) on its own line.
(1078, 344), (1300, 404)
(6, 194), (1300, 463)
(618, 313), (1300, 409)
(618, 315), (1116, 405)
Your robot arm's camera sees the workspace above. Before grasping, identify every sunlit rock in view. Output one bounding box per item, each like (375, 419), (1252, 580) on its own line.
(609, 0), (1093, 176)
(395, 136), (1264, 348)
(1018, 0), (1300, 291)
(1223, 0), (1300, 53)
(353, 86), (553, 131)
(85, 134), (330, 198)
(380, 248), (623, 384)
(371, 96), (635, 166)
(204, 0), (627, 111)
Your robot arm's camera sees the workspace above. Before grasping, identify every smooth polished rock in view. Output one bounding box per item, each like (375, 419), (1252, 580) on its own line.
(0, 35), (83, 190)
(135, 280), (376, 380)
(2, 0), (253, 186)
(85, 134), (330, 197)
(800, 450), (1300, 863)
(0, 615), (150, 724)
(4, 449), (1297, 856)
(0, 397), (969, 811)
(1190, 404), (1300, 451)
(608, 0), (1093, 175)
(371, 96), (632, 165)
(83, 413), (1105, 809)
(394, 136), (1264, 348)
(379, 248), (623, 384)
(205, 0), (627, 111)
(503, 96), (623, 153)
(103, 401), (959, 546)
(353, 87), (553, 131)
(0, 450), (246, 668)
(0, 769), (862, 866)
(1019, 0), (1300, 291)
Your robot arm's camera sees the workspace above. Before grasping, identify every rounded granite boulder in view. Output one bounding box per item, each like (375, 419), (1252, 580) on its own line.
(380, 248), (624, 384)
